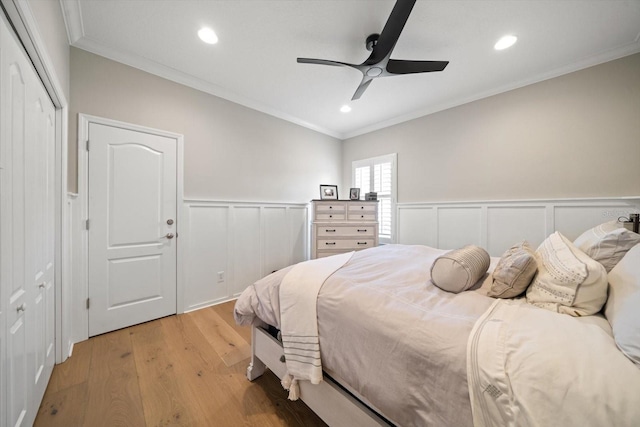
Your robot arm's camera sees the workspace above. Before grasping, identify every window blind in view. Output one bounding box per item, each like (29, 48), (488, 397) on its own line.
(352, 154), (397, 243)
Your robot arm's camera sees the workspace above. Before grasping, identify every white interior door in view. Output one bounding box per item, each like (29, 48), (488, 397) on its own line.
(88, 123), (177, 336)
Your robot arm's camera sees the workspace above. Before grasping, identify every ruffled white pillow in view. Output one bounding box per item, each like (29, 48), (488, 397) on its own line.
(526, 232), (607, 317)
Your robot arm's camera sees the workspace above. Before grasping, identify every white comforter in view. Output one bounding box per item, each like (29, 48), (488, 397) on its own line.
(236, 244), (495, 426)
(234, 244), (640, 426)
(468, 298), (640, 427)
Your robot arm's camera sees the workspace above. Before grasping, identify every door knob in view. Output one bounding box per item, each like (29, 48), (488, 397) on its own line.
(167, 219), (174, 225)
(165, 233), (174, 239)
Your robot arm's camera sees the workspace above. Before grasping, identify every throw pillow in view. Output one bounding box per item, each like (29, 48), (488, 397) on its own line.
(526, 232), (607, 316)
(431, 245), (490, 293)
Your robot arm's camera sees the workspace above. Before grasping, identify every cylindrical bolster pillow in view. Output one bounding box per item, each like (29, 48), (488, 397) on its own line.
(430, 245), (490, 293)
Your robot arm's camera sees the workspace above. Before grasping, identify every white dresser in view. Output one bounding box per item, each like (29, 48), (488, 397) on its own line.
(311, 200), (379, 259)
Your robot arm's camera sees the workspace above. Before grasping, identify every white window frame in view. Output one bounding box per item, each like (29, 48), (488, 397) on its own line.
(351, 153), (397, 244)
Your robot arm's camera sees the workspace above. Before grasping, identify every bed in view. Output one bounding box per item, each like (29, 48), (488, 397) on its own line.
(234, 224), (640, 427)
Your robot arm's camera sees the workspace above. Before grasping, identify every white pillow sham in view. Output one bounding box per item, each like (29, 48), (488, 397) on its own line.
(526, 232), (607, 317)
(605, 243), (640, 366)
(573, 220), (640, 272)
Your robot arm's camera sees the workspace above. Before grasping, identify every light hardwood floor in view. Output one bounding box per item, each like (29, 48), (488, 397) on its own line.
(35, 301), (327, 426)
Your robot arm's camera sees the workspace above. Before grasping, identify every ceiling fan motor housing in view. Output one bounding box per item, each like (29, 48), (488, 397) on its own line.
(366, 33), (380, 51)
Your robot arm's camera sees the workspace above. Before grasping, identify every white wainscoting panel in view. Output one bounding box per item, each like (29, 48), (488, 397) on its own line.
(232, 206), (262, 297)
(437, 207), (483, 250)
(396, 206), (436, 247)
(487, 206), (547, 256)
(288, 206), (308, 266)
(398, 197), (640, 256)
(185, 205), (230, 309)
(263, 207), (289, 275)
(183, 200), (309, 312)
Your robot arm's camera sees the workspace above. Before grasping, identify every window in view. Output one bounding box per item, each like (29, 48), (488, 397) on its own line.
(352, 153), (397, 244)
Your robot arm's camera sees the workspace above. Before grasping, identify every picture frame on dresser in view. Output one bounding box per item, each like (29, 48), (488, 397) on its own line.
(349, 188), (360, 200)
(320, 184), (338, 200)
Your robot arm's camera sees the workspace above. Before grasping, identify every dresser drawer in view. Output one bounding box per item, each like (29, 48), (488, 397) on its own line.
(316, 239), (375, 250)
(347, 213), (377, 221)
(316, 213), (346, 221)
(315, 203), (346, 213)
(348, 203), (377, 213)
(316, 225), (375, 237)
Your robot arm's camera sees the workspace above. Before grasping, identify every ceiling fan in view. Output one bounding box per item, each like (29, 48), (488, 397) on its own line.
(297, 0), (449, 101)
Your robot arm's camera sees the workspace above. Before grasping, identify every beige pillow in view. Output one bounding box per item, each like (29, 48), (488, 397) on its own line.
(431, 245), (490, 293)
(486, 241), (537, 298)
(526, 232), (607, 317)
(573, 220), (640, 272)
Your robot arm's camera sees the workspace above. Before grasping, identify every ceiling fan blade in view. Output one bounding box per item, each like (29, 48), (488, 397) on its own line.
(297, 58), (355, 68)
(365, 0), (416, 65)
(351, 78), (374, 100)
(386, 59), (449, 74)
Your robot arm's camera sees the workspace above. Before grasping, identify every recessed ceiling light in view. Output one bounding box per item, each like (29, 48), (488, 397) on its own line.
(198, 27), (218, 45)
(494, 35), (517, 50)
(340, 105), (352, 113)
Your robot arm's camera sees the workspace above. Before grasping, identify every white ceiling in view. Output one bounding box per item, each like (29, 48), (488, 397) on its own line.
(61, 0), (640, 139)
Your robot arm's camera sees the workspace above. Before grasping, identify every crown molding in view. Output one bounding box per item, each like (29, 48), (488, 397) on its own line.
(59, 0), (83, 44)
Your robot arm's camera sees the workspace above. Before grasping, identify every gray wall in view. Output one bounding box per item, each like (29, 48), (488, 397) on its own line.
(342, 53), (640, 202)
(69, 48), (341, 200)
(27, 0), (70, 101)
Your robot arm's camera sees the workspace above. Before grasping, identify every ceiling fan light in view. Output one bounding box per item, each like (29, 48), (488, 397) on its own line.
(340, 105), (352, 113)
(198, 27), (218, 44)
(494, 35), (517, 50)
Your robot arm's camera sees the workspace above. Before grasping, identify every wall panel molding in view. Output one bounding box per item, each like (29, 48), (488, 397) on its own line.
(397, 197), (640, 256)
(182, 199), (309, 312)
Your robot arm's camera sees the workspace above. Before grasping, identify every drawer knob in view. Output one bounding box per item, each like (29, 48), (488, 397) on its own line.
(361, 215), (364, 218)
(361, 206), (364, 209)
(325, 242), (336, 246)
(17, 303), (26, 313)
(329, 206), (333, 209)
(326, 229), (336, 232)
(357, 229), (367, 232)
(357, 242), (368, 245)
(329, 215), (333, 218)
(280, 355), (286, 363)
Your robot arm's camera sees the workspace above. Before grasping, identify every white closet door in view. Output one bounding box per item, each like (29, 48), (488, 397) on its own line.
(0, 13), (56, 427)
(26, 77), (56, 411)
(1, 16), (30, 427)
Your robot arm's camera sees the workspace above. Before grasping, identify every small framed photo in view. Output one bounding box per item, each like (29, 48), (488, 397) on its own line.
(320, 184), (338, 200)
(349, 188), (360, 200)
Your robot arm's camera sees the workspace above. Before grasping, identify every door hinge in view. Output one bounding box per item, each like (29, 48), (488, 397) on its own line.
(86, 298), (90, 309)
(85, 219), (90, 230)
(86, 139), (90, 151)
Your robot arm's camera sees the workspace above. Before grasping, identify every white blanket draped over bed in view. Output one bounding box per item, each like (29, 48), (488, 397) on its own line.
(279, 251), (353, 398)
